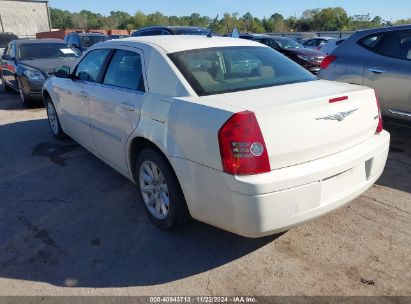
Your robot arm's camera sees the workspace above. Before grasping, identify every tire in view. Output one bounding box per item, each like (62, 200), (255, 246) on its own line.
(135, 148), (190, 230)
(45, 96), (66, 139)
(17, 78), (32, 107)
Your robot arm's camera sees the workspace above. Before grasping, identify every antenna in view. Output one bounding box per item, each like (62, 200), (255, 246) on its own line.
(208, 15), (219, 38)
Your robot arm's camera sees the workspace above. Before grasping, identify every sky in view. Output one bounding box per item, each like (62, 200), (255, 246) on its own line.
(47, 0), (411, 21)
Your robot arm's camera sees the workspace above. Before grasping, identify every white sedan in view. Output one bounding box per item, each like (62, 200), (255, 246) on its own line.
(43, 36), (390, 238)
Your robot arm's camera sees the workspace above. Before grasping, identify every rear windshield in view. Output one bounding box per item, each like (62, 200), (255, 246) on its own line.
(273, 38), (304, 49)
(80, 35), (108, 48)
(17, 43), (80, 60)
(169, 46), (316, 96)
(172, 28), (210, 36)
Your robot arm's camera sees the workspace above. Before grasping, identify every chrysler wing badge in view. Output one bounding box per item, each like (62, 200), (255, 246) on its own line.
(316, 108), (358, 122)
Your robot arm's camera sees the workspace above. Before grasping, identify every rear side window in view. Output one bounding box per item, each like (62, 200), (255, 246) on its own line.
(358, 33), (385, 50)
(377, 30), (411, 60)
(75, 49), (110, 82)
(169, 46), (316, 96)
(103, 50), (145, 91)
(304, 39), (318, 47)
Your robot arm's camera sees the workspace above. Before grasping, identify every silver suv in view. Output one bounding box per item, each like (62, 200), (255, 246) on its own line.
(319, 25), (411, 121)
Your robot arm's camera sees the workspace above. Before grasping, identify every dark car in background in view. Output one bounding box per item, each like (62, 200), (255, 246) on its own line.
(0, 32), (18, 55)
(1, 39), (80, 106)
(132, 26), (210, 37)
(240, 34), (325, 74)
(319, 25), (411, 122)
(109, 34), (130, 39)
(64, 32), (109, 53)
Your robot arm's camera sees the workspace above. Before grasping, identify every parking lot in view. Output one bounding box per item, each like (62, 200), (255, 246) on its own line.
(0, 84), (410, 296)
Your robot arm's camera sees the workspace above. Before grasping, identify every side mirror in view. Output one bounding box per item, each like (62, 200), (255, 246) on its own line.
(2, 54), (12, 60)
(54, 66), (71, 78)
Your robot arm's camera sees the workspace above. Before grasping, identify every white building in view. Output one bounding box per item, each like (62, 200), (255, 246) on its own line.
(0, 0), (51, 37)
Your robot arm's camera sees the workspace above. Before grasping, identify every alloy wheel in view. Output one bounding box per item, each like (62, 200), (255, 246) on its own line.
(139, 160), (170, 220)
(47, 102), (59, 135)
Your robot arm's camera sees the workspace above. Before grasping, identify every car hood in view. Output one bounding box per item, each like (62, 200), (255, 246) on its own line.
(285, 48), (324, 57)
(19, 57), (78, 75)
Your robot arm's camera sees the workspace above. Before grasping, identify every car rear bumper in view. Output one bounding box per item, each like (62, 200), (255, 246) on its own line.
(172, 131), (390, 238)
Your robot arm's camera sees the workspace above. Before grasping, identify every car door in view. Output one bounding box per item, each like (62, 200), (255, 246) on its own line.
(88, 47), (147, 173)
(363, 29), (411, 116)
(1, 42), (17, 89)
(57, 48), (111, 151)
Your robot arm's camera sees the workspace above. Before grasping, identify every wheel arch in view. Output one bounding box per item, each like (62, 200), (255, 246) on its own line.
(128, 136), (172, 183)
(127, 135), (191, 213)
(42, 89), (51, 106)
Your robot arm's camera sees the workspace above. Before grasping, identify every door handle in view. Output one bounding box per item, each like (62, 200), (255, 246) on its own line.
(120, 102), (136, 112)
(368, 67), (387, 74)
(80, 90), (88, 97)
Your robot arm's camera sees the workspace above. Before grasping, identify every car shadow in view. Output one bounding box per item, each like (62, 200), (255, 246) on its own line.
(0, 86), (44, 110)
(375, 118), (411, 194)
(0, 118), (279, 288)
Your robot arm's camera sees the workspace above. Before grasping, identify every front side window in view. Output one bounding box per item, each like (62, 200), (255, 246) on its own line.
(17, 43), (80, 60)
(103, 50), (145, 91)
(75, 49), (110, 82)
(169, 46), (316, 96)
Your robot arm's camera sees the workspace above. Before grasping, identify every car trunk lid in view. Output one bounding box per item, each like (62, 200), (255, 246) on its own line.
(206, 80), (379, 170)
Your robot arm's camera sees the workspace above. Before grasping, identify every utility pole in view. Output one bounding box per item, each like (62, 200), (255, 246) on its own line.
(0, 14), (4, 33)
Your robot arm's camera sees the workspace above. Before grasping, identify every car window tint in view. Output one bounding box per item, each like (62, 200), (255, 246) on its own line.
(377, 30), (411, 60)
(169, 46), (316, 96)
(103, 50), (145, 91)
(304, 39), (317, 47)
(75, 49), (110, 82)
(80, 35), (108, 48)
(262, 39), (277, 49)
(359, 33), (385, 50)
(17, 43), (80, 60)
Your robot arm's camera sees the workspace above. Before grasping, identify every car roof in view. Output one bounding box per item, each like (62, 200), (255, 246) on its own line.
(101, 35), (266, 53)
(356, 24), (411, 35)
(14, 38), (65, 45)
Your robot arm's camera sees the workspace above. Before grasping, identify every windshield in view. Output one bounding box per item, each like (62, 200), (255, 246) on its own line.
(173, 28), (210, 36)
(273, 38), (304, 49)
(17, 43), (81, 60)
(169, 46), (316, 96)
(80, 36), (108, 48)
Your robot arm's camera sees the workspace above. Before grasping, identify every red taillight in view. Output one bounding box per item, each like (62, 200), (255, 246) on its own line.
(320, 55), (337, 69)
(374, 91), (383, 133)
(218, 111), (271, 175)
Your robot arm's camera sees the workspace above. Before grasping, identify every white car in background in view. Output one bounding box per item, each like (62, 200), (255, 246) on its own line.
(43, 36), (390, 238)
(303, 37), (336, 51)
(320, 38), (346, 55)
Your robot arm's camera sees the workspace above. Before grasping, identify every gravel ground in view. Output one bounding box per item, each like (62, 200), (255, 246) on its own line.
(0, 84), (410, 297)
